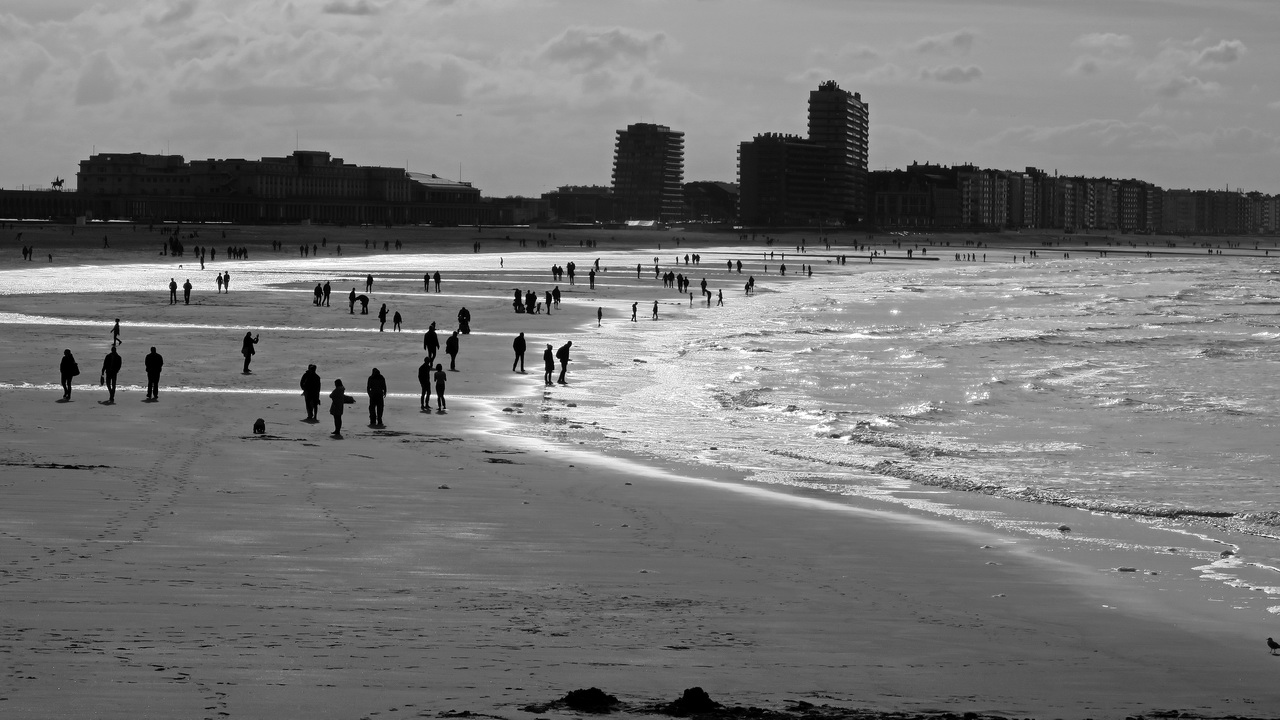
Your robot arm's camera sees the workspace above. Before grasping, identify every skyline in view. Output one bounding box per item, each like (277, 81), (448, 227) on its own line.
(2, 0), (1277, 196)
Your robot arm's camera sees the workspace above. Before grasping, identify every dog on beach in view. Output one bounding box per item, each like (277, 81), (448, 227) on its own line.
(252, 418), (266, 434)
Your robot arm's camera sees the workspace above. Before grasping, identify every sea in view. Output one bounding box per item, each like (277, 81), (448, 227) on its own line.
(3, 237), (1279, 606)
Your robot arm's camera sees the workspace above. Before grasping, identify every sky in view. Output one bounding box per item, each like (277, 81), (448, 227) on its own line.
(1, 0), (1277, 196)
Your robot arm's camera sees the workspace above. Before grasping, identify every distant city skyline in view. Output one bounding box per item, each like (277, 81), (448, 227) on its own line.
(1, 0), (1276, 196)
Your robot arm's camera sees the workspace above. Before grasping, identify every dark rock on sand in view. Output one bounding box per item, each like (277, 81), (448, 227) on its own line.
(659, 687), (722, 715)
(522, 687), (619, 714)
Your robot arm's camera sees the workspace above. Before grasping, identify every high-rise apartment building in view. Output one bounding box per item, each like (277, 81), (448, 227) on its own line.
(808, 80), (870, 224)
(612, 123), (685, 222)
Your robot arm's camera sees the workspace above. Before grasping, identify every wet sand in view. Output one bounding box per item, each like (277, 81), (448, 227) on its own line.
(1, 222), (1279, 719)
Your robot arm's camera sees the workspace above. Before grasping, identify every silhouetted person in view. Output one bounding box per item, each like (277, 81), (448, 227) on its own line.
(457, 307), (471, 334)
(378, 303), (388, 331)
(300, 364), (321, 421)
(313, 283), (323, 306)
(597, 307), (602, 326)
(358, 294), (369, 314)
(366, 368), (386, 427)
(433, 271), (441, 292)
(365, 274), (374, 292)
(144, 346), (163, 399)
(241, 332), (259, 373)
(322, 281), (331, 306)
(424, 322), (440, 367)
(168, 278), (178, 304)
(349, 288), (357, 314)
(433, 364), (447, 410)
(111, 319), (122, 346)
(392, 310), (402, 331)
(222, 271), (230, 291)
(59, 349), (78, 400)
(329, 379), (355, 436)
(631, 302), (637, 322)
(418, 356), (433, 410)
(424, 273), (430, 291)
(182, 279), (193, 304)
(652, 300), (658, 320)
(100, 346), (122, 403)
(543, 344), (554, 386)
(445, 330), (460, 370)
(555, 340), (572, 384)
(512, 332), (526, 372)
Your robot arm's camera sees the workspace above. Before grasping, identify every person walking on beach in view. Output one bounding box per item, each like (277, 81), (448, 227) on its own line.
(543, 344), (554, 386)
(555, 341), (572, 385)
(300, 364), (321, 421)
(512, 332), (526, 373)
(365, 274), (374, 293)
(100, 346), (122, 403)
(433, 363), (447, 411)
(111, 319), (122, 347)
(183, 279), (192, 304)
(222, 271), (230, 292)
(322, 281), (331, 306)
(631, 302), (637, 322)
(418, 356), (433, 410)
(144, 346), (163, 400)
(717, 289), (723, 306)
(348, 288), (357, 314)
(445, 330), (460, 371)
(424, 322), (440, 368)
(392, 310), (402, 332)
(168, 278), (178, 304)
(240, 332), (259, 374)
(216, 274), (224, 293)
(313, 283), (323, 306)
(366, 368), (387, 427)
(652, 300), (659, 320)
(597, 307), (603, 327)
(58, 349), (79, 400)
(377, 303), (388, 331)
(329, 379), (355, 437)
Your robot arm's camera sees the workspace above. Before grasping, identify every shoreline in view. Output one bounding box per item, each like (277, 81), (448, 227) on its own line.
(3, 225), (1280, 718)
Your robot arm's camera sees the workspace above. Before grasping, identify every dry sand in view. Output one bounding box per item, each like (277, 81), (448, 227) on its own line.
(2, 222), (1279, 719)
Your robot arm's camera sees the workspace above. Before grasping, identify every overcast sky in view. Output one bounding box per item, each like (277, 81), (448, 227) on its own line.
(2, 0), (1276, 196)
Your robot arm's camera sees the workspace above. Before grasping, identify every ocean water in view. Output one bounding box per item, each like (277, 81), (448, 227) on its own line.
(528, 248), (1280, 579)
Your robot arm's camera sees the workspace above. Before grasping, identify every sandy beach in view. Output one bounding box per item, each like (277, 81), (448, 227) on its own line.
(2, 222), (1279, 720)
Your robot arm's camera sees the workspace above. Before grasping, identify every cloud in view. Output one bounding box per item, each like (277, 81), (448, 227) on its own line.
(907, 29), (977, 56)
(919, 65), (982, 83)
(151, 0), (198, 25)
(74, 51), (123, 105)
(1150, 73), (1221, 100)
(322, 0), (381, 15)
(1193, 39), (1245, 67)
(1073, 33), (1133, 51)
(539, 26), (668, 71)
(390, 57), (470, 105)
(987, 119), (1279, 158)
(1269, 100), (1280, 111)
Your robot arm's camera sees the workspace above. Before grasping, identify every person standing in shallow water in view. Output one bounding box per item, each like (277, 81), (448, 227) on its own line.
(418, 356), (433, 410)
(555, 340), (572, 385)
(144, 346), (163, 400)
(300, 364), (321, 421)
(329, 379), (355, 437)
(240, 332), (259, 373)
(445, 330), (460, 370)
(433, 364), (447, 410)
(58, 349), (78, 400)
(366, 368), (386, 427)
(100, 346), (122, 403)
(512, 332), (526, 373)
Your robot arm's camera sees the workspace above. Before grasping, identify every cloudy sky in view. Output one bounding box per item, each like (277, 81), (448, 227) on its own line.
(2, 0), (1276, 196)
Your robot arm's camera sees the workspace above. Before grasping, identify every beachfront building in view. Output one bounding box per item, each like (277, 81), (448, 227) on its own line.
(682, 181), (739, 224)
(74, 150), (493, 225)
(611, 123), (685, 223)
(542, 185), (620, 224)
(808, 80), (870, 225)
(738, 133), (829, 227)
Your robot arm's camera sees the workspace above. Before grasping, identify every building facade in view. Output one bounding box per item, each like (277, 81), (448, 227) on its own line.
(75, 150), (492, 225)
(808, 80), (870, 224)
(738, 133), (829, 227)
(611, 123), (685, 223)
